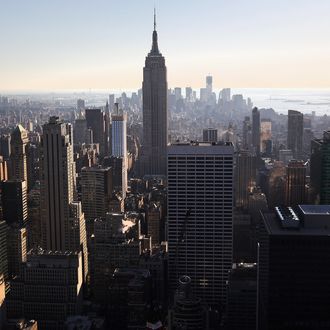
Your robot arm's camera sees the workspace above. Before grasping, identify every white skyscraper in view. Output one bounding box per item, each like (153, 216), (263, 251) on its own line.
(111, 103), (127, 197)
(167, 142), (234, 307)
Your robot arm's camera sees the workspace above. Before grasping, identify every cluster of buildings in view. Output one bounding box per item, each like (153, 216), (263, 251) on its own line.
(0, 12), (329, 330)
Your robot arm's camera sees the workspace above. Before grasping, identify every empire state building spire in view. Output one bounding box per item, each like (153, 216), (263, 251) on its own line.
(140, 9), (168, 177)
(150, 8), (160, 55)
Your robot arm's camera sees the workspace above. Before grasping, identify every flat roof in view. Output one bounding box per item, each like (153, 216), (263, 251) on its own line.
(262, 212), (330, 236)
(299, 205), (330, 215)
(168, 142), (234, 155)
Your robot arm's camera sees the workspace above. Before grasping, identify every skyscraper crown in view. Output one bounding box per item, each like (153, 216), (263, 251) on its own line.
(149, 9), (160, 55)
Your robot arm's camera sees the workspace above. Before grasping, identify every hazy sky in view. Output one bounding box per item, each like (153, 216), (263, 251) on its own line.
(1, 0), (330, 91)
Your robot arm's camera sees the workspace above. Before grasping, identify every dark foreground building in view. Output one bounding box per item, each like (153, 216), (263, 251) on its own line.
(258, 205), (330, 329)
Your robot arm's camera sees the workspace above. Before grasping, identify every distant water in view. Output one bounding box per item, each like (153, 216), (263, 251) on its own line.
(3, 88), (330, 115)
(230, 88), (330, 115)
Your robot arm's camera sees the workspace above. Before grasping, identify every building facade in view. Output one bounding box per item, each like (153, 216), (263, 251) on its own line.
(111, 103), (127, 197)
(285, 160), (306, 206)
(203, 128), (218, 143)
(6, 250), (84, 330)
(258, 205), (330, 329)
(167, 142), (234, 307)
(235, 151), (256, 209)
(141, 13), (168, 176)
(310, 131), (330, 204)
(287, 110), (303, 159)
(252, 107), (260, 154)
(40, 117), (76, 251)
(10, 124), (28, 184)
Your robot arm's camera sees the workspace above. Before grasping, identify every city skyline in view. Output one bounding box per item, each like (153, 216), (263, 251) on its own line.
(1, 1), (330, 328)
(2, 0), (330, 91)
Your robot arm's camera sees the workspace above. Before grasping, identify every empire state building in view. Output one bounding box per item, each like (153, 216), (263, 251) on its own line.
(141, 12), (168, 177)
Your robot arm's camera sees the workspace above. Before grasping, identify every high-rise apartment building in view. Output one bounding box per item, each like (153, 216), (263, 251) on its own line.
(140, 12), (168, 176)
(252, 107), (260, 154)
(258, 205), (330, 329)
(287, 110), (303, 159)
(10, 124), (28, 184)
(167, 142), (234, 307)
(285, 160), (306, 206)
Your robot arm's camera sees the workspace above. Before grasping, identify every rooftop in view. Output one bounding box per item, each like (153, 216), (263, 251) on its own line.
(262, 205), (330, 236)
(299, 204), (330, 215)
(168, 141), (234, 155)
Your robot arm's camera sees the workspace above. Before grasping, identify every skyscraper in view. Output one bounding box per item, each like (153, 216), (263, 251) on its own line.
(1, 180), (28, 227)
(109, 94), (115, 112)
(1, 180), (28, 279)
(77, 99), (85, 115)
(206, 75), (213, 92)
(10, 124), (28, 184)
(85, 108), (106, 156)
(141, 11), (168, 176)
(81, 166), (113, 221)
(0, 134), (11, 160)
(40, 117), (76, 251)
(287, 110), (303, 159)
(40, 117), (88, 283)
(111, 103), (127, 196)
(260, 119), (272, 153)
(167, 142), (234, 307)
(310, 131), (330, 204)
(74, 118), (88, 146)
(235, 150), (257, 209)
(225, 263), (257, 330)
(285, 160), (306, 206)
(258, 205), (330, 329)
(242, 116), (252, 150)
(252, 107), (260, 154)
